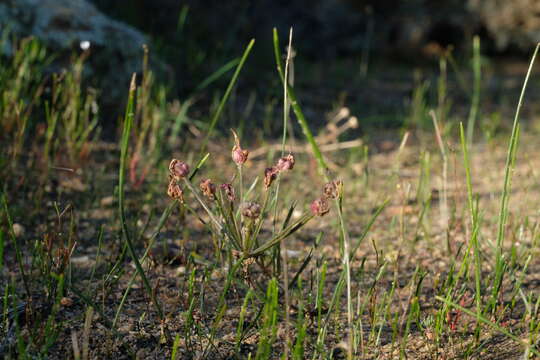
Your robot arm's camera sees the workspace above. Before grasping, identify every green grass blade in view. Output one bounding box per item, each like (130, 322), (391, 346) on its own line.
(113, 200), (178, 328)
(118, 74), (164, 320)
(491, 43), (540, 310)
(466, 35), (481, 144)
(273, 28), (327, 174)
(194, 57), (241, 93)
(200, 39), (255, 154)
(1, 194), (30, 298)
(460, 123), (482, 326)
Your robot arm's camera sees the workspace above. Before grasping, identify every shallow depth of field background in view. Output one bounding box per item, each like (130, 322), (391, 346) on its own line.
(3, 1), (540, 359)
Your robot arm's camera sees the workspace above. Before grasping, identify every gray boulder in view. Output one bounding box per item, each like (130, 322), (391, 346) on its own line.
(0, 0), (148, 103)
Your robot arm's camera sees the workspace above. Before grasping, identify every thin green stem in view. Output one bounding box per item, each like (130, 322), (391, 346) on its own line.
(273, 28), (327, 173)
(200, 39), (255, 155)
(113, 200), (178, 328)
(118, 75), (164, 320)
(491, 43), (539, 311)
(460, 122), (482, 334)
(466, 35), (481, 145)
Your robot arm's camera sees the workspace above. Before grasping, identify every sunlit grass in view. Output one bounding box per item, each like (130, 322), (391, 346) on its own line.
(1, 28), (540, 359)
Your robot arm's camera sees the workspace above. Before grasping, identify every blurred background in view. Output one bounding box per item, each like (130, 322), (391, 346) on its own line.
(2, 0), (540, 140)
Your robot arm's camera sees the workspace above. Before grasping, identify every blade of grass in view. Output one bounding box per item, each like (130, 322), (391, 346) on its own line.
(194, 57), (241, 93)
(118, 74), (164, 320)
(460, 122), (482, 334)
(273, 28), (327, 173)
(466, 35), (481, 145)
(491, 43), (540, 312)
(1, 194), (30, 298)
(200, 39), (255, 155)
(279, 28), (294, 360)
(316, 199), (388, 355)
(274, 27), (356, 357)
(112, 200), (178, 328)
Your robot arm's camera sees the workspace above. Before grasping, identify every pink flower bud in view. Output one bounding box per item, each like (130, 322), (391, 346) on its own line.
(199, 178), (216, 200)
(310, 197), (330, 216)
(264, 167), (278, 189)
(276, 153), (295, 171)
(241, 202), (262, 219)
(220, 183), (236, 201)
(167, 180), (184, 202)
(231, 129), (249, 165)
(169, 159), (190, 180)
(232, 146), (249, 165)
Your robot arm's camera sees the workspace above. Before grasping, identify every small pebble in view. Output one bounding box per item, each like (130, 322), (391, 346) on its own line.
(12, 223), (25, 237)
(100, 196), (114, 206)
(60, 297), (73, 307)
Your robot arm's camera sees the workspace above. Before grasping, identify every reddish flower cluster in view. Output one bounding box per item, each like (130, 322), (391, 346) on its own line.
(167, 158), (190, 202)
(276, 154), (295, 171)
(200, 178), (216, 200)
(242, 202), (262, 219)
(323, 180), (343, 200)
(264, 167), (278, 188)
(310, 179), (343, 216)
(310, 197), (330, 216)
(167, 180), (184, 202)
(169, 159), (189, 180)
(220, 183), (235, 202)
(264, 153), (295, 189)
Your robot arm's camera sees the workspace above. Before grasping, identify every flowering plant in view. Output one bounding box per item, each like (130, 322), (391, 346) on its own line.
(166, 130), (340, 275)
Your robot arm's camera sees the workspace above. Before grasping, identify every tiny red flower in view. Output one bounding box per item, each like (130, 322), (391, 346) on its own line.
(310, 197), (330, 216)
(167, 180), (184, 202)
(264, 167), (278, 189)
(169, 159), (190, 180)
(231, 130), (249, 165)
(276, 153), (295, 171)
(220, 183), (236, 202)
(199, 178), (216, 200)
(242, 202), (261, 219)
(323, 180), (343, 199)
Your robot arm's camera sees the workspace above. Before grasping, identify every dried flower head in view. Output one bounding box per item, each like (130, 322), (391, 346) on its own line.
(310, 197), (330, 216)
(169, 159), (190, 180)
(264, 167), (278, 189)
(220, 183), (236, 202)
(199, 178), (216, 200)
(242, 202), (262, 219)
(276, 153), (295, 171)
(167, 180), (184, 202)
(231, 129), (249, 165)
(323, 179), (343, 199)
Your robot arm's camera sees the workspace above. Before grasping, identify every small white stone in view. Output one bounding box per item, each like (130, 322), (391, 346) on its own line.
(176, 266), (186, 275)
(12, 223), (25, 237)
(283, 249), (301, 258)
(80, 40), (90, 50)
(100, 196), (114, 206)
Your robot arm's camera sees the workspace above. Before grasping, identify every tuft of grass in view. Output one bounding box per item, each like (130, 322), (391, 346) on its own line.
(118, 74), (164, 321)
(490, 43), (540, 313)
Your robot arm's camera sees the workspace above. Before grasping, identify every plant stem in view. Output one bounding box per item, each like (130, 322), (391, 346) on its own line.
(118, 74), (164, 320)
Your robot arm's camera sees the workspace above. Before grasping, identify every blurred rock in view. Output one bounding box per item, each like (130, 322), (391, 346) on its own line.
(0, 0), (148, 104)
(99, 196), (114, 207)
(468, 0), (540, 51)
(12, 223), (24, 237)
